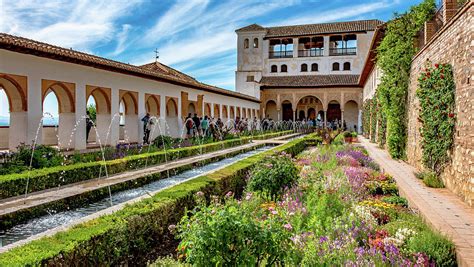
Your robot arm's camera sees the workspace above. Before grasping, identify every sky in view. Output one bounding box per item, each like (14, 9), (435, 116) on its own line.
(0, 0), (425, 119)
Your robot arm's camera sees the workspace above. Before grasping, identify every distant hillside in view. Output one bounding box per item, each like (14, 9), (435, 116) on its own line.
(0, 116), (59, 126)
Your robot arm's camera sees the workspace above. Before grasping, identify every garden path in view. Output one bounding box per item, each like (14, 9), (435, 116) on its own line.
(359, 137), (474, 267)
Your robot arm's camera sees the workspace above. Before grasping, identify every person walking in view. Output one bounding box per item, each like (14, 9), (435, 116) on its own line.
(185, 113), (193, 139)
(192, 113), (200, 137)
(141, 113), (151, 144)
(201, 116), (209, 137)
(86, 110), (93, 143)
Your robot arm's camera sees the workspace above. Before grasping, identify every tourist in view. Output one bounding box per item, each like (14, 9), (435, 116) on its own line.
(86, 110), (93, 143)
(141, 113), (151, 144)
(192, 113), (200, 137)
(185, 113), (193, 139)
(201, 116), (209, 137)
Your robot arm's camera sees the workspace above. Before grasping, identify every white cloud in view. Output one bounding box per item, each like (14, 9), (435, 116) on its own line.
(2, 0), (144, 52)
(112, 24), (133, 56)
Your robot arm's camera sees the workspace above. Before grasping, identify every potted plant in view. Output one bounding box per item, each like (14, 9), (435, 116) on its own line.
(343, 131), (352, 143)
(351, 131), (358, 142)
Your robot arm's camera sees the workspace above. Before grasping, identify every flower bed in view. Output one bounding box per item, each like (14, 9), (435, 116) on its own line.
(0, 136), (311, 266)
(0, 130), (292, 200)
(163, 143), (455, 266)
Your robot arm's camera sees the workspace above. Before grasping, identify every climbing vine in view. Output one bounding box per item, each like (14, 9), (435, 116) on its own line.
(376, 0), (436, 159)
(376, 90), (387, 147)
(362, 99), (371, 138)
(370, 98), (377, 142)
(417, 63), (456, 175)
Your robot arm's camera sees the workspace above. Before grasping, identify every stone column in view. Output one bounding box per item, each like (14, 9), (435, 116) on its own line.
(177, 96), (183, 137)
(138, 92), (146, 144)
(9, 111), (27, 151)
(74, 82), (87, 150)
(159, 94), (167, 136)
(292, 38), (298, 58)
(358, 109), (362, 134)
(323, 36), (330, 57)
(108, 88), (120, 146)
(324, 110), (327, 127)
(59, 112), (76, 150)
(293, 109), (296, 121)
(341, 110), (344, 127)
(27, 76), (43, 145)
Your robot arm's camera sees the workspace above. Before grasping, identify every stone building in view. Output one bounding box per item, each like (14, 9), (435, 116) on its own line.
(235, 19), (383, 132)
(0, 34), (260, 150)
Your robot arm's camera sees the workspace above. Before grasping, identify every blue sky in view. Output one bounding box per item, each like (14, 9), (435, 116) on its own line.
(0, 0), (424, 119)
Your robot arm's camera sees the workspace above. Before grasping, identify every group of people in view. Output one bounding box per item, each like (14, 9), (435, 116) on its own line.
(184, 113), (224, 139)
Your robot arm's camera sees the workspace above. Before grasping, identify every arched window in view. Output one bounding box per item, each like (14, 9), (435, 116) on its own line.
(311, 63), (318, 72)
(343, 62), (351, 70)
(301, 63), (308, 72)
(253, 38), (259, 48)
(244, 38), (249, 49)
(332, 62), (340, 71)
(271, 65), (277, 73)
(281, 64), (288, 72)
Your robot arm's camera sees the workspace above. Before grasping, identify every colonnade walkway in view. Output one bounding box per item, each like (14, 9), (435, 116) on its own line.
(360, 137), (474, 266)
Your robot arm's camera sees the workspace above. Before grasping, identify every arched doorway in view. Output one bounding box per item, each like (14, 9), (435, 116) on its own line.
(188, 102), (196, 116)
(145, 94), (160, 140)
(204, 103), (211, 118)
(327, 100), (341, 125)
(281, 100), (293, 121)
(298, 110), (305, 121)
(242, 108), (247, 119)
(0, 73), (27, 150)
(166, 98), (179, 137)
(214, 104), (220, 119)
(230, 106), (235, 120)
(119, 91), (138, 143)
(222, 106), (228, 121)
(42, 80), (75, 149)
(86, 87), (111, 146)
(265, 100), (278, 120)
(344, 100), (359, 132)
(236, 107), (241, 119)
(296, 96), (323, 122)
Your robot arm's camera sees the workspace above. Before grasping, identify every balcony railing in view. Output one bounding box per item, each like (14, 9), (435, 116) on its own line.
(329, 47), (357, 56)
(269, 50), (293, 59)
(298, 49), (324, 57)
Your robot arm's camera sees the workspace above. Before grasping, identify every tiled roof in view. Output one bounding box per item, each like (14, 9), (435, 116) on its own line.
(256, 20), (383, 38)
(235, 24), (266, 32)
(0, 33), (259, 102)
(259, 75), (360, 87)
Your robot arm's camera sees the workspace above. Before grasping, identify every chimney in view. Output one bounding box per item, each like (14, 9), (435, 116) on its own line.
(443, 0), (457, 23)
(424, 21), (436, 43)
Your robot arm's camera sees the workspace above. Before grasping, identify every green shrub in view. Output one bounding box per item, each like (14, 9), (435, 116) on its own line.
(408, 230), (456, 266)
(176, 196), (291, 266)
(149, 256), (187, 267)
(247, 152), (298, 200)
(15, 144), (63, 169)
(351, 132), (358, 138)
(0, 131), (292, 199)
(420, 171), (444, 188)
(332, 134), (345, 145)
(0, 137), (307, 266)
(381, 195), (408, 207)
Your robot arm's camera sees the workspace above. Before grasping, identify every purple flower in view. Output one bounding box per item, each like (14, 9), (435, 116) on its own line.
(225, 191), (233, 198)
(283, 223), (293, 230)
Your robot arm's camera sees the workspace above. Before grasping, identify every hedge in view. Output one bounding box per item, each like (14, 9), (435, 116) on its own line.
(0, 130), (293, 199)
(0, 136), (311, 266)
(0, 144), (264, 231)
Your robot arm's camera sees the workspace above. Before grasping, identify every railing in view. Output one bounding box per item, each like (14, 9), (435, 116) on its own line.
(269, 51), (293, 58)
(329, 47), (357, 56)
(298, 49), (324, 57)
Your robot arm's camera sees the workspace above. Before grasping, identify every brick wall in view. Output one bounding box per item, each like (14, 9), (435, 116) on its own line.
(406, 2), (473, 206)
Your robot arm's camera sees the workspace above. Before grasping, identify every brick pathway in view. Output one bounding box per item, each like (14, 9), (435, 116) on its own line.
(359, 137), (474, 266)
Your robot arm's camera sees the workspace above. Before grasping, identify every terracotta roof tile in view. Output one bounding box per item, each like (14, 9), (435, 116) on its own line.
(0, 33), (259, 102)
(235, 24), (266, 32)
(264, 19), (383, 38)
(260, 75), (360, 87)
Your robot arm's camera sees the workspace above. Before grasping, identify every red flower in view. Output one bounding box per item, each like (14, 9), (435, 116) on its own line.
(435, 63), (439, 68)
(440, 74), (444, 79)
(448, 113), (455, 118)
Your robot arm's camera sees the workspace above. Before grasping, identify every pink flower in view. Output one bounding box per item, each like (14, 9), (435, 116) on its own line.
(225, 191), (234, 198)
(284, 223), (293, 230)
(245, 192), (253, 201)
(196, 191), (204, 197)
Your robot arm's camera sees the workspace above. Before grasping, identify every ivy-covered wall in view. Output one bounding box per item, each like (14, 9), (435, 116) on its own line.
(406, 2), (473, 206)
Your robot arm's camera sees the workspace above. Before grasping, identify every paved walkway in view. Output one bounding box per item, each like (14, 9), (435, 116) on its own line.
(359, 137), (474, 266)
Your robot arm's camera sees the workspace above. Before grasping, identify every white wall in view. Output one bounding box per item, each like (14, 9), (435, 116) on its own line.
(362, 65), (382, 101)
(0, 50), (260, 149)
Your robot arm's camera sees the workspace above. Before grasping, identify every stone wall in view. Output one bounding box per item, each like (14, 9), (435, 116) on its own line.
(406, 2), (473, 206)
